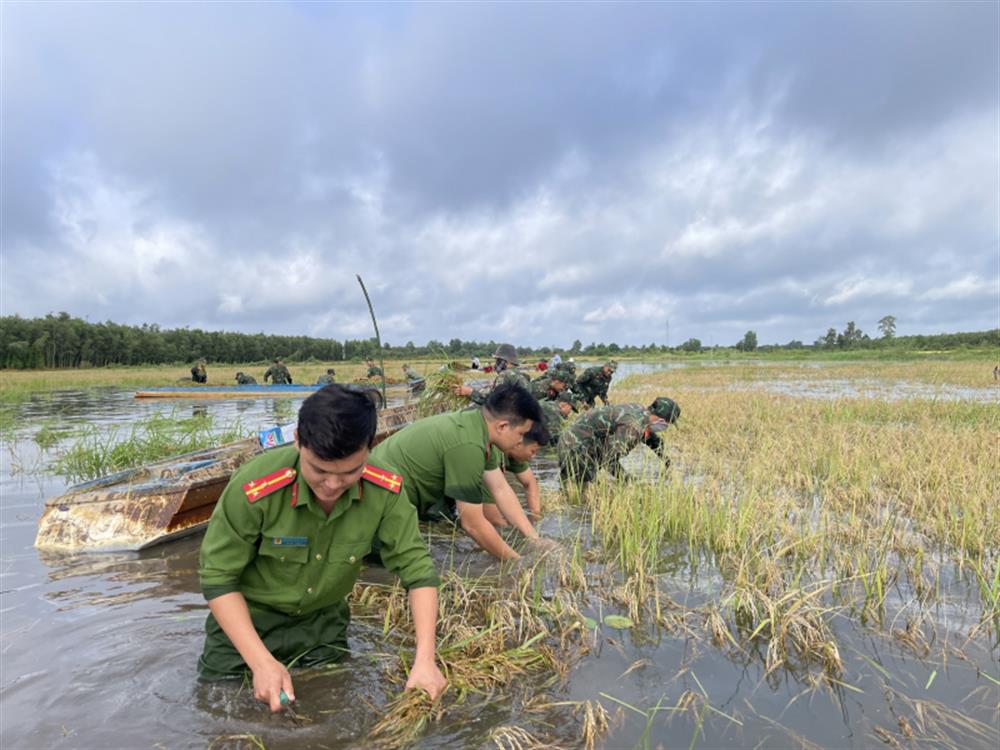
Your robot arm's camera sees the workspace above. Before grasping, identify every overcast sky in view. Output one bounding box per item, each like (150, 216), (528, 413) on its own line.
(2, 2), (997, 348)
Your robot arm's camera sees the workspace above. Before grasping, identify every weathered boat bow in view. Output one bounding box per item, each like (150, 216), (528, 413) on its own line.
(36, 403), (421, 552)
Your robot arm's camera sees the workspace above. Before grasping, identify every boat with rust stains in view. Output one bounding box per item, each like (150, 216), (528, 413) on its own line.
(35, 402), (422, 552)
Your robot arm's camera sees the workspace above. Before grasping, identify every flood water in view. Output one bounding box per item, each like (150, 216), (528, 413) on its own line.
(1, 379), (997, 749)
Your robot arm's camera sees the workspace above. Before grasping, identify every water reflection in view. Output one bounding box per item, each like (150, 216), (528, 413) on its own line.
(0, 384), (996, 750)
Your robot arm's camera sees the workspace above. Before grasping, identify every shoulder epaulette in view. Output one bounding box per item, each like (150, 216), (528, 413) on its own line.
(361, 464), (403, 494)
(243, 467), (297, 503)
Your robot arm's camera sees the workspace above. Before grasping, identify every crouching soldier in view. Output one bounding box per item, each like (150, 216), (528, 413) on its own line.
(197, 385), (446, 709)
(235, 372), (257, 385)
(558, 397), (680, 484)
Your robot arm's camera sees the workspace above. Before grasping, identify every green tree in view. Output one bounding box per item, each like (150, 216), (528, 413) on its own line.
(736, 330), (758, 352)
(877, 315), (897, 339)
(679, 338), (702, 352)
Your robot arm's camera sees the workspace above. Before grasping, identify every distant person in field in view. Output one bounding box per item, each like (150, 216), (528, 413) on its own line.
(559, 397), (680, 484)
(264, 359), (293, 385)
(471, 355), (481, 370)
(191, 359), (208, 383)
(316, 369), (336, 385)
(402, 364), (426, 394)
(994, 365), (999, 381)
(235, 372), (257, 385)
(366, 359), (383, 377)
(452, 343), (531, 405)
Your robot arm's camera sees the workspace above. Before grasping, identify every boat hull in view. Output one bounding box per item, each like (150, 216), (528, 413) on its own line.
(35, 403), (422, 552)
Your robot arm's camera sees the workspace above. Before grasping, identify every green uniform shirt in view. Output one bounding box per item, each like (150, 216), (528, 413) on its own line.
(370, 409), (494, 517)
(199, 445), (439, 616)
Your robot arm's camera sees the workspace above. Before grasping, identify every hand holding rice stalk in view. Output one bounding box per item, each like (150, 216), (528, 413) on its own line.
(416, 367), (468, 416)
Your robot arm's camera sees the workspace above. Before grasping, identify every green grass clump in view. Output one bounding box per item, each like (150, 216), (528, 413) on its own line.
(51, 412), (246, 482)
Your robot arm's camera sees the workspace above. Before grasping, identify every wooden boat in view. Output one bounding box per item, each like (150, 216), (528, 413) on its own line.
(35, 403), (422, 552)
(135, 384), (324, 399)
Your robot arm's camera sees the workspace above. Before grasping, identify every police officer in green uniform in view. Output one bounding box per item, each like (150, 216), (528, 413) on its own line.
(198, 385), (446, 710)
(372, 383), (551, 561)
(482, 419), (550, 522)
(558, 396), (680, 484)
(315, 368), (336, 385)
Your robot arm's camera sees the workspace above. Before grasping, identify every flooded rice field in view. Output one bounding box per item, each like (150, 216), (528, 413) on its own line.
(1, 362), (997, 749)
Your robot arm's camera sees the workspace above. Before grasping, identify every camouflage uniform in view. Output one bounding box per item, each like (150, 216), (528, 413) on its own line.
(551, 362), (577, 391)
(529, 375), (562, 401)
(557, 403), (668, 483)
(235, 372), (257, 385)
(264, 362), (293, 385)
(468, 368), (532, 406)
(367, 363), (383, 377)
(191, 362), (208, 383)
(575, 366), (613, 407)
(315, 374), (336, 385)
(538, 400), (568, 446)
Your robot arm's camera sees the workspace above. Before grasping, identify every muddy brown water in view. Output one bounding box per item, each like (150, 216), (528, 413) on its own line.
(1, 383), (997, 749)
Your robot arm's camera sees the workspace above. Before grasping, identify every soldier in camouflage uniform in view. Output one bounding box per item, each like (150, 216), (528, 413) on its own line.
(264, 359), (293, 385)
(551, 361), (577, 392)
(366, 359), (383, 377)
(558, 396), (680, 484)
(575, 361), (617, 407)
(529, 372), (569, 401)
(538, 392), (574, 447)
(235, 371), (258, 385)
(453, 343), (532, 405)
(315, 368), (336, 385)
(191, 358), (208, 383)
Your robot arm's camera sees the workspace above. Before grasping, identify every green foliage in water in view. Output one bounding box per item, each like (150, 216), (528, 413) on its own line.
(51, 412), (246, 482)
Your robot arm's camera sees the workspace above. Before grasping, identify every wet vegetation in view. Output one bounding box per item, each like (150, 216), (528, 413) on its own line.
(50, 412), (246, 482)
(5, 357), (997, 748)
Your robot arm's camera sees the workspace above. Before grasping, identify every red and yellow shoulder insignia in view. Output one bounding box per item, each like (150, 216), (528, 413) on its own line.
(243, 467), (297, 503)
(361, 464), (403, 494)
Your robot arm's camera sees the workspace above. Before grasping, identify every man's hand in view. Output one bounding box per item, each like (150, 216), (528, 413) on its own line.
(251, 656), (295, 712)
(452, 384), (474, 398)
(525, 536), (561, 553)
(405, 658), (447, 700)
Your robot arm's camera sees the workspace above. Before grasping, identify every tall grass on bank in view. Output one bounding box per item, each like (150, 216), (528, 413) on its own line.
(51, 412), (246, 482)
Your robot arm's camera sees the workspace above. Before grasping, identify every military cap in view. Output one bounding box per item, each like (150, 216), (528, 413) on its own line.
(493, 343), (520, 366)
(649, 396), (681, 423)
(556, 390), (579, 411)
(606, 360), (618, 371)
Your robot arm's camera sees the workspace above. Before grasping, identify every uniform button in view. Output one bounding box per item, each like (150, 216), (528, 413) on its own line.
(348, 555), (356, 564)
(307, 587), (314, 594)
(280, 556), (286, 562)
(315, 553), (323, 561)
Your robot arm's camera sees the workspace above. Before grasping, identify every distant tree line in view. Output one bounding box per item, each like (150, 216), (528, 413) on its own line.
(1, 312), (996, 370)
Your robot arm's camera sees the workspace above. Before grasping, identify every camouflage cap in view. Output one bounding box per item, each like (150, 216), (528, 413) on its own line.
(605, 360), (618, 371)
(556, 389), (579, 411)
(493, 343), (520, 366)
(649, 396), (680, 423)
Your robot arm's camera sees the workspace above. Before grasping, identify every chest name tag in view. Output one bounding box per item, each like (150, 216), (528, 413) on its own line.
(272, 536), (308, 547)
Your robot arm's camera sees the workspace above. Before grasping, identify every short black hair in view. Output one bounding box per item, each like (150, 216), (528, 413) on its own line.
(522, 419), (550, 447)
(297, 384), (378, 460)
(484, 383), (542, 427)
